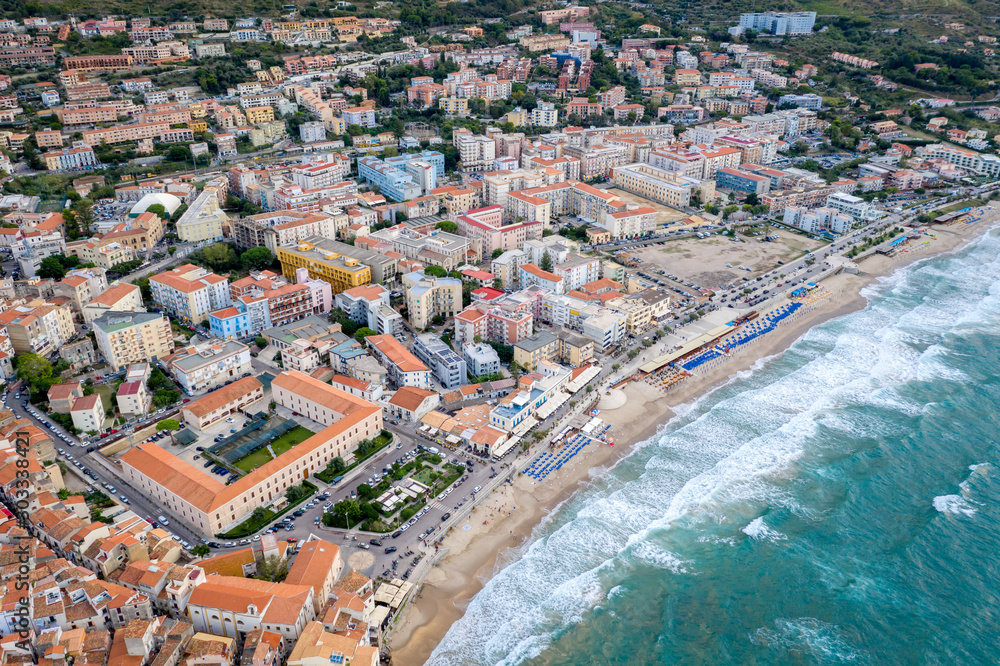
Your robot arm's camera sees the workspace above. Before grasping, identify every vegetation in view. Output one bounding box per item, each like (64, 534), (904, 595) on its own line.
(254, 554), (289, 582)
(315, 430), (393, 482)
(149, 368), (182, 410)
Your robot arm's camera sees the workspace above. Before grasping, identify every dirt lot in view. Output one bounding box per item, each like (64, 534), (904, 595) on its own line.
(634, 228), (825, 289)
(604, 187), (688, 227)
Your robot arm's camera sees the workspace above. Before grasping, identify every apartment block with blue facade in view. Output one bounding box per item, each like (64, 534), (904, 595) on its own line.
(716, 168), (771, 195)
(384, 150), (446, 177)
(357, 156), (422, 202)
(357, 150), (446, 202)
(209, 299), (271, 340)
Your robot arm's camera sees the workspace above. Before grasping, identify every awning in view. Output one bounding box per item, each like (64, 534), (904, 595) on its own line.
(492, 436), (519, 458)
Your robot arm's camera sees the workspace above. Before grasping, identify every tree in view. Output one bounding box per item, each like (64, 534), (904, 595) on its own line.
(286, 484), (311, 504)
(199, 242), (239, 272)
(15, 353), (54, 392)
(435, 220), (458, 233)
(241, 247), (273, 272)
(491, 248), (504, 259)
(38, 256), (67, 279)
(331, 498), (362, 529)
(354, 327), (376, 343)
(255, 336), (268, 348)
(168, 246), (177, 255)
(146, 204), (167, 218)
(745, 193), (760, 206)
(157, 419), (181, 445)
(424, 265), (447, 278)
(255, 554), (289, 582)
(192, 544), (211, 557)
(73, 199), (95, 236)
(539, 249), (553, 272)
(325, 456), (346, 474)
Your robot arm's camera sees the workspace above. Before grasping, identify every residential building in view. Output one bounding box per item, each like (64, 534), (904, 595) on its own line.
(385, 386), (439, 423)
(463, 342), (501, 377)
(738, 11), (816, 36)
(413, 334), (467, 388)
(116, 380), (151, 417)
(166, 340), (252, 393)
(366, 334), (431, 389)
(93, 311), (174, 370)
(70, 394), (104, 433)
(82, 282), (144, 324)
(150, 264), (231, 322)
(402, 272), (462, 329)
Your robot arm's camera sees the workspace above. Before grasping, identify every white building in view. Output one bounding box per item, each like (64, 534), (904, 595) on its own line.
(166, 340), (252, 393)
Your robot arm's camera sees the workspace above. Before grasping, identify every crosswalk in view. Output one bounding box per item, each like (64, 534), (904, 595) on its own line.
(428, 500), (449, 511)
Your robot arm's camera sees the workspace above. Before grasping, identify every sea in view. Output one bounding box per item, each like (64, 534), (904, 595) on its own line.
(426, 227), (1000, 666)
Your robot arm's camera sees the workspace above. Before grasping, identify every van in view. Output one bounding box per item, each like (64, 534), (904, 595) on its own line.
(429, 447), (440, 455)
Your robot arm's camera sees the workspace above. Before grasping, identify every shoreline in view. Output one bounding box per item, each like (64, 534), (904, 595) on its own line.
(388, 213), (997, 665)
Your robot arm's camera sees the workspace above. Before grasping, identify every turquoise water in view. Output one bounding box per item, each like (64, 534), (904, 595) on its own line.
(427, 227), (1000, 665)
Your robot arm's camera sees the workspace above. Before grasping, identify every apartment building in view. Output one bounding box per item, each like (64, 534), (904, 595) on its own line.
(166, 340), (252, 393)
(366, 334), (431, 389)
(122, 372), (382, 537)
(456, 208), (542, 257)
(600, 205), (657, 239)
(115, 380), (151, 418)
(342, 106), (376, 127)
(513, 330), (594, 370)
(334, 283), (390, 329)
(93, 311), (174, 370)
(43, 142), (98, 171)
(402, 271), (462, 330)
(371, 226), (469, 271)
(454, 130), (497, 171)
(413, 333), (467, 389)
(554, 253), (600, 291)
(82, 282), (144, 324)
(0, 302), (74, 356)
(519, 263), (563, 294)
(150, 264), (231, 322)
(738, 11), (816, 36)
(69, 394), (104, 433)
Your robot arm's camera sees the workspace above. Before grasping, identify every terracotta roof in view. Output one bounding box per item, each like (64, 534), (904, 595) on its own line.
(86, 283), (140, 307)
(70, 394), (101, 412)
(366, 335), (428, 374)
(182, 376), (262, 420)
(285, 539), (340, 595)
(387, 387), (436, 412)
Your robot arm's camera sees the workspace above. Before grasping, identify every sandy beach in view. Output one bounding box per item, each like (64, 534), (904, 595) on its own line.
(388, 212), (996, 665)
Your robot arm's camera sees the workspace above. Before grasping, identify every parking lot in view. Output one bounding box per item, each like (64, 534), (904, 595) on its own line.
(632, 228), (825, 289)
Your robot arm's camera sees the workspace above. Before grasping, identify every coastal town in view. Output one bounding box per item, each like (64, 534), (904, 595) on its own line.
(2, 1), (1000, 664)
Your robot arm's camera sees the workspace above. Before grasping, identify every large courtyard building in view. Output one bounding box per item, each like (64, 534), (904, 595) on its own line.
(120, 370), (383, 537)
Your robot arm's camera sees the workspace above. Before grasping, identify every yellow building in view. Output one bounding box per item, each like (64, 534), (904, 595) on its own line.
(513, 330), (594, 370)
(277, 239), (372, 294)
(325, 115), (346, 135)
(244, 105), (275, 124)
(188, 120), (207, 132)
(439, 97), (469, 116)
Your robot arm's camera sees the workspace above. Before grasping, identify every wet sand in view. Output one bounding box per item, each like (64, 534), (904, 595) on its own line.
(388, 214), (996, 665)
